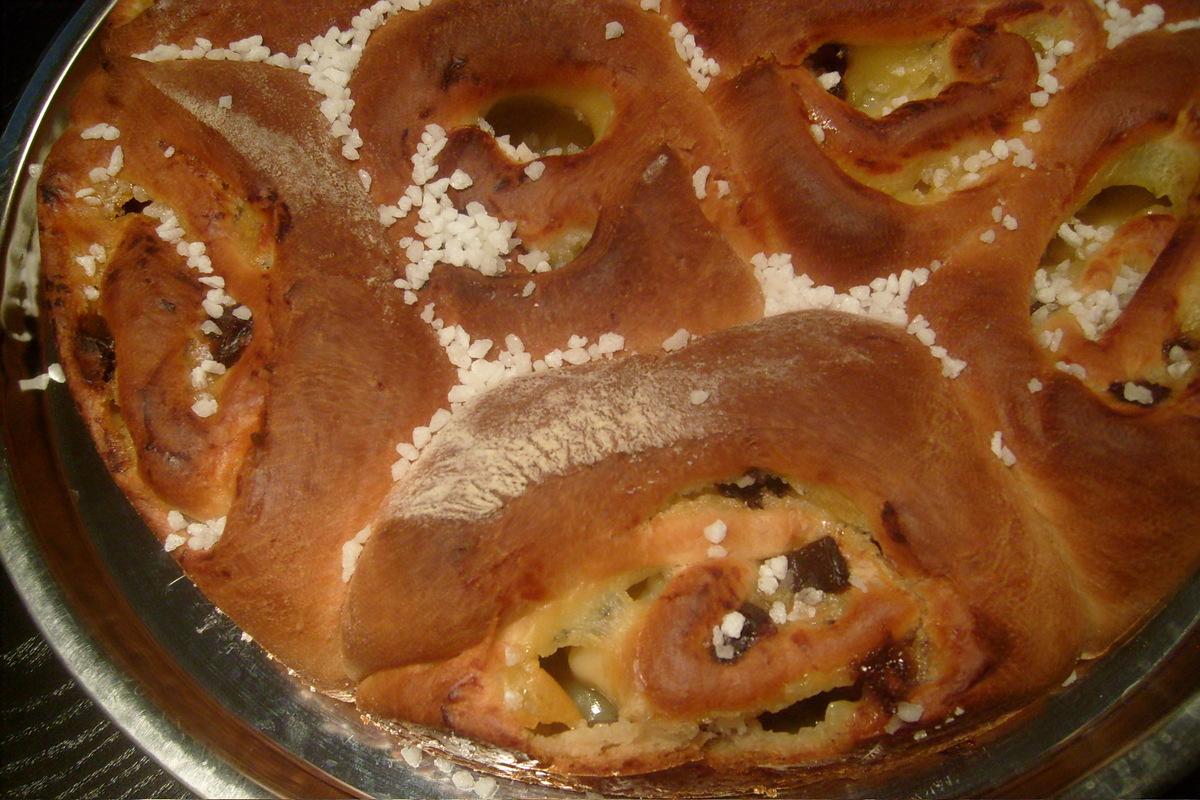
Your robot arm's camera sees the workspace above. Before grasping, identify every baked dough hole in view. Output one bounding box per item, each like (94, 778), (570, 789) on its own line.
(805, 38), (951, 118)
(804, 43), (848, 100)
(481, 90), (613, 157)
(1038, 184), (1174, 270)
(500, 573), (647, 733)
(514, 220), (597, 273)
(1081, 132), (1200, 221)
(538, 647), (620, 729)
(1076, 185), (1171, 226)
(756, 684), (862, 733)
(92, 183), (154, 220)
(625, 573), (664, 602)
(119, 196), (151, 216)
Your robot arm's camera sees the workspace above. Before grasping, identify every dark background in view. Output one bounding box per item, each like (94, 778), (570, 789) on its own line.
(1, 2), (1197, 798)
(2, 3), (189, 798)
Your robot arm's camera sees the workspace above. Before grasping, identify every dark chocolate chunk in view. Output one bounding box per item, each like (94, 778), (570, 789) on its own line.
(74, 313), (116, 384)
(787, 536), (850, 594)
(725, 603), (775, 662)
(715, 469), (792, 509)
(856, 640), (914, 706)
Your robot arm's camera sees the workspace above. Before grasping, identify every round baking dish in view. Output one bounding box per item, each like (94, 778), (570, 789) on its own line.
(2, 1), (1199, 796)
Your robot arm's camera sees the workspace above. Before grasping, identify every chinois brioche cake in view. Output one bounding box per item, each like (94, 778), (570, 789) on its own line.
(33, 0), (1200, 781)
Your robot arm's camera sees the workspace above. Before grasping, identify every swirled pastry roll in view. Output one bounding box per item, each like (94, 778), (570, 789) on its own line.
(34, 0), (1200, 777)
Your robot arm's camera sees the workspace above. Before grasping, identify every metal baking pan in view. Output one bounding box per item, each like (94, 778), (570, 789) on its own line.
(2, 1), (1198, 796)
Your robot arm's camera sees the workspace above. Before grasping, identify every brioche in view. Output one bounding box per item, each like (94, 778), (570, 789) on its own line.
(34, 0), (1200, 780)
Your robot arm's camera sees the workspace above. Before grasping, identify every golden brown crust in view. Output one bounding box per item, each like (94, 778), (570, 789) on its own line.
(342, 311), (1099, 764)
(423, 146), (764, 354)
(36, 0), (1200, 778)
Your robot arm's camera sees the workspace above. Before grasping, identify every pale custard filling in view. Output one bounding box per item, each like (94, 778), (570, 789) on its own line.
(494, 476), (920, 751)
(1031, 128), (1200, 398)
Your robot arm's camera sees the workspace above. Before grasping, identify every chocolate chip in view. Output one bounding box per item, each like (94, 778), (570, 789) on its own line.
(787, 536), (850, 594)
(715, 469), (792, 509)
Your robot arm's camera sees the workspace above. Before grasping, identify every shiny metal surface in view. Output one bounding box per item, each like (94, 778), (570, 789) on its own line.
(1, 2), (1197, 797)
(0, 3), (255, 797)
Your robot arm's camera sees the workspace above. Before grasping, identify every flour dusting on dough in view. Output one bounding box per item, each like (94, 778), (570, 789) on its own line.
(389, 358), (723, 521)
